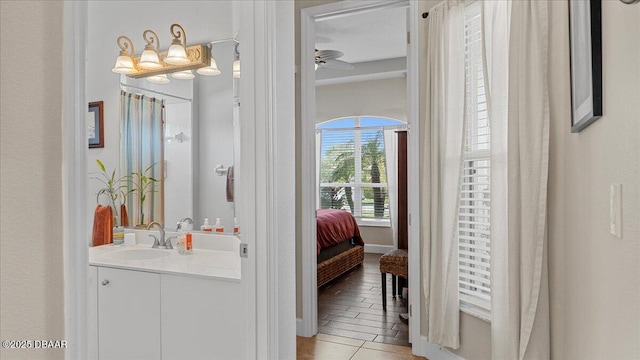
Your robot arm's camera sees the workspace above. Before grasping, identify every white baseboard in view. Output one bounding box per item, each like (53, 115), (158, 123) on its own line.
(414, 336), (466, 360)
(364, 244), (394, 254)
(296, 318), (304, 337)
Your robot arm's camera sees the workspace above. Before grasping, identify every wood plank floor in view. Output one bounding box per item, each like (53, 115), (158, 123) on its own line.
(318, 253), (410, 347)
(297, 334), (426, 359)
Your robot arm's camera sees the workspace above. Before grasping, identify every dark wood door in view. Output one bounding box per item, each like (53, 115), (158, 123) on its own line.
(397, 131), (408, 250)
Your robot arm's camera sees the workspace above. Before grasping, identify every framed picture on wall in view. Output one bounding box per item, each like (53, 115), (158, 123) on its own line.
(569, 0), (602, 133)
(88, 101), (104, 148)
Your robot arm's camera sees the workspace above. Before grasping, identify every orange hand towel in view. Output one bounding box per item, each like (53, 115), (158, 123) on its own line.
(120, 204), (129, 227)
(92, 205), (113, 247)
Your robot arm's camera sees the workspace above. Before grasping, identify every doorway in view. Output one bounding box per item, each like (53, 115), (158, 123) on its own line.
(300, 0), (422, 350)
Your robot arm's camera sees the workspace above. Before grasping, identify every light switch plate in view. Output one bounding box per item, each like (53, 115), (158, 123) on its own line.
(610, 184), (622, 238)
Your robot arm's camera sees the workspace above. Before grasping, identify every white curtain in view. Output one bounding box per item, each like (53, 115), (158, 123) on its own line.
(383, 130), (398, 248)
(315, 131), (322, 209)
(421, 0), (466, 349)
(482, 1), (551, 359)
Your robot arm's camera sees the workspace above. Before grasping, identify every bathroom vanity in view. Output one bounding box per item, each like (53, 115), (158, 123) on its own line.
(88, 233), (242, 360)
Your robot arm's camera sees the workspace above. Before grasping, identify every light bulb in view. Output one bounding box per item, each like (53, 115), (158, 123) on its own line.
(112, 54), (136, 74)
(197, 58), (221, 76)
(232, 59), (240, 79)
(171, 70), (195, 80)
(165, 39), (189, 65)
(138, 46), (162, 70)
(147, 74), (170, 84)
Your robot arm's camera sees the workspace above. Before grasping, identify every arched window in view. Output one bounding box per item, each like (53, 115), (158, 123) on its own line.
(316, 116), (406, 225)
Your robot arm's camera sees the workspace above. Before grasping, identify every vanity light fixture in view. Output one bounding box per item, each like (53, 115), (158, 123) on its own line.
(147, 74), (171, 84)
(112, 36), (137, 74)
(197, 57), (221, 76)
(112, 23), (209, 80)
(232, 43), (240, 79)
(232, 60), (240, 79)
(164, 24), (190, 65)
(138, 30), (162, 70)
(171, 70), (195, 80)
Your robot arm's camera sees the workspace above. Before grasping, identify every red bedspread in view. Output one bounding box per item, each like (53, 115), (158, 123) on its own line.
(316, 209), (364, 254)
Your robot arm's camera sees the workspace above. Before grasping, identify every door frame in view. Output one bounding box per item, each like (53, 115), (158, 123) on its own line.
(62, 1), (295, 359)
(299, 0), (421, 348)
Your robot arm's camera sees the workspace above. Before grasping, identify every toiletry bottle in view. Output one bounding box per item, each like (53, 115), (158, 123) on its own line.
(177, 221), (193, 255)
(185, 231), (193, 255)
(201, 218), (213, 232)
(233, 217), (240, 235)
(215, 218), (224, 233)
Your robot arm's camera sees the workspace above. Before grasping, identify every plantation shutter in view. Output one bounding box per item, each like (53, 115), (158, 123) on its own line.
(458, 2), (491, 310)
(317, 118), (393, 221)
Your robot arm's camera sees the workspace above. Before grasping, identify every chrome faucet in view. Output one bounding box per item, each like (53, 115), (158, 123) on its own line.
(176, 217), (194, 231)
(147, 222), (174, 249)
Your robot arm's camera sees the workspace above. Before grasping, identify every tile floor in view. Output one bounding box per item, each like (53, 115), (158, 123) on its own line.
(318, 253), (410, 347)
(296, 333), (427, 360)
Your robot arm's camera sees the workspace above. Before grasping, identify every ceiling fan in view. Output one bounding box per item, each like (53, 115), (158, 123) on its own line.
(315, 49), (355, 71)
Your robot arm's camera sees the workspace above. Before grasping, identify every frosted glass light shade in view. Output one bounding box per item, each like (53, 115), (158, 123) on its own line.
(147, 74), (170, 84)
(112, 55), (136, 74)
(232, 59), (240, 79)
(197, 58), (221, 76)
(138, 47), (162, 69)
(171, 70), (195, 80)
(165, 41), (189, 65)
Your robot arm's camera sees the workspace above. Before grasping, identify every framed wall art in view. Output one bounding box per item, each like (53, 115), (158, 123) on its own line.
(88, 101), (104, 148)
(569, 0), (602, 133)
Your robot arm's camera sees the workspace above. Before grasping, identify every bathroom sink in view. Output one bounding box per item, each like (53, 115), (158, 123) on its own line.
(101, 249), (171, 261)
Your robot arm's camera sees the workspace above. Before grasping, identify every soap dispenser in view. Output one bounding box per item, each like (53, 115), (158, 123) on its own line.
(215, 218), (224, 233)
(233, 217), (240, 235)
(201, 218), (213, 232)
(177, 221), (193, 255)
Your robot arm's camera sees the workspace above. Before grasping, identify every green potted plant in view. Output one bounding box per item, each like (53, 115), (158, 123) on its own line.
(91, 159), (131, 235)
(127, 163), (159, 227)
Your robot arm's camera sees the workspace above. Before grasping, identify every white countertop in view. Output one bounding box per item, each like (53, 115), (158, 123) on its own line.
(89, 233), (241, 281)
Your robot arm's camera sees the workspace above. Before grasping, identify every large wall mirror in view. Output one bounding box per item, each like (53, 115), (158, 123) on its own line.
(119, 40), (240, 231)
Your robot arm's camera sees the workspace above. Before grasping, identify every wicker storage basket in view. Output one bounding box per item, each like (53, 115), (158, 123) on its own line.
(317, 245), (364, 287)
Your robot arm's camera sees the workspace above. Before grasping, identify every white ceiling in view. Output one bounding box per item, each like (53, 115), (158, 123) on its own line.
(315, 6), (408, 64)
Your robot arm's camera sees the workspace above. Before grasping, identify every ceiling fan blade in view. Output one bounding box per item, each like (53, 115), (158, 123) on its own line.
(321, 59), (355, 71)
(315, 49), (344, 61)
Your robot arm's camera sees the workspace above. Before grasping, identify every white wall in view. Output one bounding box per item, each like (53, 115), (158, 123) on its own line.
(86, 1), (236, 234)
(295, 0), (343, 319)
(0, 2), (65, 359)
(548, 2), (640, 359)
(194, 40), (236, 230)
(316, 77), (407, 123)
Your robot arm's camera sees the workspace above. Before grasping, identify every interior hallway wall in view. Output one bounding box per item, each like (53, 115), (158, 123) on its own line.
(0, 2), (65, 359)
(295, 0), (340, 320)
(547, 2), (640, 359)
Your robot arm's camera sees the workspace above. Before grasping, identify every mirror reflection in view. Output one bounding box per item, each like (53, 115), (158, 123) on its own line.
(118, 39), (239, 232)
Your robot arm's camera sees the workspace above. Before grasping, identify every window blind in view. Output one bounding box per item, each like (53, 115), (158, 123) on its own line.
(459, 1), (491, 310)
(318, 117), (392, 220)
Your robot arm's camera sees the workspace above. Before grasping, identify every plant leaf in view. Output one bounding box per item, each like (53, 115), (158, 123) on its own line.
(96, 159), (106, 172)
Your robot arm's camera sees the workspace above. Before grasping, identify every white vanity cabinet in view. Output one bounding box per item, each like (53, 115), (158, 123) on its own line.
(89, 264), (242, 360)
(161, 274), (241, 360)
(96, 267), (161, 360)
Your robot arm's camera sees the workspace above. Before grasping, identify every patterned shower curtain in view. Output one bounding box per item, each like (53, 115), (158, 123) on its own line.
(120, 91), (164, 226)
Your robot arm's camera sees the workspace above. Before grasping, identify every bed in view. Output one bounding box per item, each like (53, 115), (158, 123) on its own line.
(316, 209), (365, 287)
